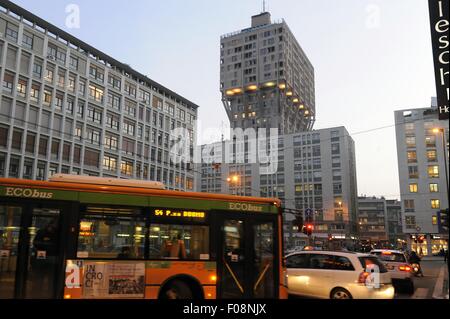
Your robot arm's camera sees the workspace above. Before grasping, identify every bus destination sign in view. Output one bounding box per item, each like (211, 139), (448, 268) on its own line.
(151, 208), (206, 221)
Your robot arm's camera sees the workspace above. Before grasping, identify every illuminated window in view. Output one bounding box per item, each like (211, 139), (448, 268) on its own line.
(409, 183), (418, 193)
(432, 216), (438, 225)
(425, 136), (436, 147)
(427, 150), (437, 162)
(428, 165), (439, 178)
(429, 183), (439, 192)
(121, 160), (133, 176)
(102, 155), (117, 171)
(76, 207), (145, 259)
(149, 224), (209, 260)
(431, 199), (440, 209)
(405, 136), (415, 148)
(407, 151), (417, 163)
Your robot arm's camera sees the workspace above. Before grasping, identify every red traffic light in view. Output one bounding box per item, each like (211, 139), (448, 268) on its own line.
(306, 224), (313, 230)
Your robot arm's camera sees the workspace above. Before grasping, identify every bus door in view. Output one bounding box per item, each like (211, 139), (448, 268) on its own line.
(0, 199), (71, 298)
(216, 214), (278, 298)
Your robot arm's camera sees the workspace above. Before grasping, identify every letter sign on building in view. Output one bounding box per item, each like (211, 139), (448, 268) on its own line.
(429, 0), (450, 120)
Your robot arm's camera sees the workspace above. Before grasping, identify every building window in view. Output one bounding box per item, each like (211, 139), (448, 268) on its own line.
(5, 23), (19, 42)
(89, 84), (104, 103)
(103, 155), (117, 171)
(86, 128), (101, 145)
(425, 136), (436, 147)
(409, 183), (418, 193)
(407, 151), (417, 163)
(108, 75), (121, 90)
(405, 136), (416, 148)
(408, 166), (419, 179)
(69, 56), (79, 70)
(104, 134), (118, 150)
(432, 216), (438, 225)
(405, 216), (416, 229)
(404, 199), (415, 212)
(106, 113), (120, 131)
(2, 72), (14, 93)
(22, 33), (34, 49)
(431, 199), (440, 209)
(123, 121), (135, 136)
(87, 106), (102, 124)
(43, 89), (52, 105)
(79, 79), (86, 95)
(429, 183), (439, 193)
(16, 78), (27, 97)
(125, 100), (137, 117)
(84, 149), (100, 168)
(121, 160), (133, 175)
(427, 150), (437, 162)
(89, 65), (104, 82)
(428, 165), (439, 178)
(107, 92), (121, 110)
(33, 63), (42, 78)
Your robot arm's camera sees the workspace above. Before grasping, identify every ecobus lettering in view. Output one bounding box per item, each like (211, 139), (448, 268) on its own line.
(5, 187), (53, 199)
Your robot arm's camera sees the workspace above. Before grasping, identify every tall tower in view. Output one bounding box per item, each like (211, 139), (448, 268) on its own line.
(220, 12), (315, 134)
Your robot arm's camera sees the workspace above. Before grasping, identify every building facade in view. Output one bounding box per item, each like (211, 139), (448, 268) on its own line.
(394, 100), (449, 255)
(386, 199), (405, 247)
(357, 196), (388, 242)
(220, 12), (315, 134)
(0, 3), (198, 191)
(196, 126), (359, 250)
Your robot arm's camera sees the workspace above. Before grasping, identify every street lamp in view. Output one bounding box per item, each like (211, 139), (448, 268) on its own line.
(432, 127), (449, 198)
(433, 127), (449, 275)
(227, 174), (240, 195)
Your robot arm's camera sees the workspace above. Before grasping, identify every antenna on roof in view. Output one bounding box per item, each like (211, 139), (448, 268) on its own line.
(262, 0), (266, 12)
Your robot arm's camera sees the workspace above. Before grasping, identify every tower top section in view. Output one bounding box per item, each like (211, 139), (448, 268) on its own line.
(251, 12), (271, 28)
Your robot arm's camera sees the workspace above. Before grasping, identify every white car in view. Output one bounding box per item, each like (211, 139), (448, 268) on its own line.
(285, 250), (395, 299)
(370, 249), (414, 293)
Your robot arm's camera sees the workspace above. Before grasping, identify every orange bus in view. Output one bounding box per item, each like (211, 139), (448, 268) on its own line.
(0, 175), (287, 299)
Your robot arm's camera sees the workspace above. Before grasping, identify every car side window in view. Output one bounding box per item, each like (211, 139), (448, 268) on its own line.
(333, 256), (355, 271)
(308, 254), (335, 269)
(286, 254), (308, 268)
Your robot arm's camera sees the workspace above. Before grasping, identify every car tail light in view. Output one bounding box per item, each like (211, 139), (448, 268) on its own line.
(398, 264), (411, 272)
(358, 271), (370, 283)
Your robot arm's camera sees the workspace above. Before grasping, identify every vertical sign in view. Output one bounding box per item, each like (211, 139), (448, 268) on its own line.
(428, 0), (449, 120)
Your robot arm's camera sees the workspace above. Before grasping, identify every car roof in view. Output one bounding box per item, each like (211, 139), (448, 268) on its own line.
(285, 250), (369, 258)
(370, 249), (405, 254)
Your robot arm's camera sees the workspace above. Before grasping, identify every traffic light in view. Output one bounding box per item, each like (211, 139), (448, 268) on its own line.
(303, 223), (313, 236)
(417, 235), (425, 244)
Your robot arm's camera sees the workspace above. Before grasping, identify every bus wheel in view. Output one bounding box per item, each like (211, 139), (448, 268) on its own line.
(161, 280), (194, 299)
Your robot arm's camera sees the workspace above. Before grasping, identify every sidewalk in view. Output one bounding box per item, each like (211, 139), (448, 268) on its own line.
(432, 263), (449, 299)
(422, 256), (446, 261)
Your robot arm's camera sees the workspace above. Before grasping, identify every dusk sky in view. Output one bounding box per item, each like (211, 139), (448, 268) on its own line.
(12, 0), (437, 199)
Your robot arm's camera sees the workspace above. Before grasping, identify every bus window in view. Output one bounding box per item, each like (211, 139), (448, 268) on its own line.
(77, 207), (145, 259)
(149, 224), (209, 260)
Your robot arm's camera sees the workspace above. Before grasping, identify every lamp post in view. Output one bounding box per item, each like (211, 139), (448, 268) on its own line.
(433, 127), (449, 275)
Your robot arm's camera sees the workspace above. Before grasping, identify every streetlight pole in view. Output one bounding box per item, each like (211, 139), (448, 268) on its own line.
(433, 127), (449, 278)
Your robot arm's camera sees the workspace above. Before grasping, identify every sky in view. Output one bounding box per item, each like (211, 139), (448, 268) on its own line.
(10, 0), (437, 199)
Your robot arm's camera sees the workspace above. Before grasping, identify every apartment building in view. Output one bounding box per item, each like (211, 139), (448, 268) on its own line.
(394, 100), (449, 255)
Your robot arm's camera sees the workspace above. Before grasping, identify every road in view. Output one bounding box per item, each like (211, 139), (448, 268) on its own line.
(395, 258), (447, 299)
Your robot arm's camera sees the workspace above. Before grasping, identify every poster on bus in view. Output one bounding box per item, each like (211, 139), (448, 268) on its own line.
(82, 262), (145, 298)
